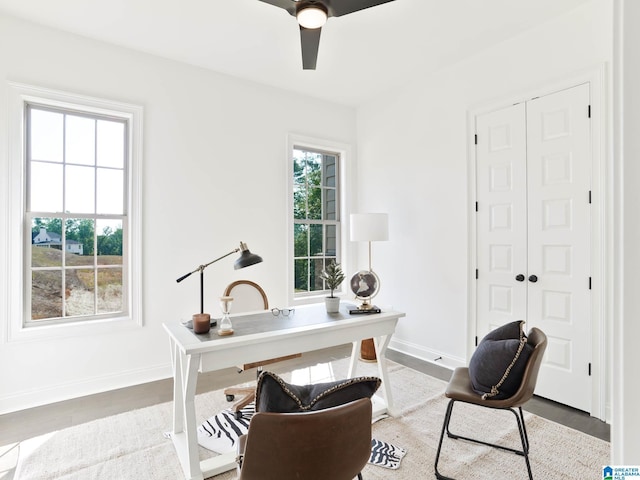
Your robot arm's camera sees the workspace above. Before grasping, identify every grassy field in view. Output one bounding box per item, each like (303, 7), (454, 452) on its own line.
(31, 247), (123, 320)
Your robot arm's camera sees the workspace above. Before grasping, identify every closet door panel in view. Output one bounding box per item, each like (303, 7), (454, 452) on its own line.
(526, 83), (591, 412)
(475, 103), (528, 341)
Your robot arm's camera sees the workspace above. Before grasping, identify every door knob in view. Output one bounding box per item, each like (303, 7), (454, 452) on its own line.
(528, 275), (538, 283)
(515, 274), (525, 282)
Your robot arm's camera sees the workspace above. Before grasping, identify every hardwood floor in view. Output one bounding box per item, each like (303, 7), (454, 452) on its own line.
(0, 344), (609, 462)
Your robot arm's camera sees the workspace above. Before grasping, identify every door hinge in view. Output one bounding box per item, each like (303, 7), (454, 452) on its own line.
(589, 190), (592, 204)
(475, 269), (479, 279)
(475, 201), (478, 212)
(475, 336), (478, 347)
(588, 363), (592, 376)
(474, 134), (478, 145)
(588, 105), (591, 118)
(589, 277), (592, 290)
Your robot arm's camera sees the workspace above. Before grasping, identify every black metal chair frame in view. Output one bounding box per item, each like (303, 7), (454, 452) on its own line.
(434, 399), (533, 480)
(434, 326), (546, 480)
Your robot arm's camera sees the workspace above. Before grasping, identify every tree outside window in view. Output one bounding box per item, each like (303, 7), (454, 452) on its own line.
(293, 147), (340, 296)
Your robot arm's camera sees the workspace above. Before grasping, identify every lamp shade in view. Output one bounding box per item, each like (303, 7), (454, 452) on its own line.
(350, 213), (389, 242)
(234, 242), (263, 269)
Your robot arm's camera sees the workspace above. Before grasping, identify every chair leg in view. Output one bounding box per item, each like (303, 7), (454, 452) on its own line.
(434, 399), (456, 480)
(357, 473), (363, 480)
(434, 400), (534, 480)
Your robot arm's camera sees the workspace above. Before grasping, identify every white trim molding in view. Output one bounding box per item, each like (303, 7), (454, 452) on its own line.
(3, 82), (144, 343)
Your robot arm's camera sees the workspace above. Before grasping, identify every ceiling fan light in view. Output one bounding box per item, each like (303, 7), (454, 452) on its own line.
(297, 6), (327, 29)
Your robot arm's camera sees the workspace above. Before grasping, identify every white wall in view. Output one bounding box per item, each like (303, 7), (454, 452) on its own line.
(0, 14), (357, 413)
(613, 0), (640, 464)
(356, 1), (612, 368)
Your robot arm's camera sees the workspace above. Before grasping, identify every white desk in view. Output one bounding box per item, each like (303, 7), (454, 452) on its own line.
(163, 303), (405, 480)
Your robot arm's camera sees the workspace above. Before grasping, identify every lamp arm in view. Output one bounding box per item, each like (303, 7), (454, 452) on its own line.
(175, 248), (240, 283)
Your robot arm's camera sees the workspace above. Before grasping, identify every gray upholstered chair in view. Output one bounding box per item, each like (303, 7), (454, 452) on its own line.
(434, 327), (547, 480)
(223, 280), (301, 417)
(236, 397), (372, 480)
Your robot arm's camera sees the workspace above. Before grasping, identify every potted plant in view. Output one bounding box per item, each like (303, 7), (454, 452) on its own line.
(320, 261), (345, 313)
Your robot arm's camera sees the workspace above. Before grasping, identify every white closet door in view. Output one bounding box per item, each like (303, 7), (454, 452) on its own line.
(526, 83), (591, 412)
(475, 103), (528, 339)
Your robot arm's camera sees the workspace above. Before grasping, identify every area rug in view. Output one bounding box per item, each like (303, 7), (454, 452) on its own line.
(14, 359), (609, 479)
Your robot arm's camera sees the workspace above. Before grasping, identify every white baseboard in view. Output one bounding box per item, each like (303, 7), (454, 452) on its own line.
(388, 337), (466, 371)
(0, 363), (172, 415)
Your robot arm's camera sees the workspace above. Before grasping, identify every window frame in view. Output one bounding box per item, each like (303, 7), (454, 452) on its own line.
(287, 134), (352, 306)
(4, 82), (143, 342)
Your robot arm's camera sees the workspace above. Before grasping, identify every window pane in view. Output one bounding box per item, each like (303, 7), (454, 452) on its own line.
(310, 258), (323, 292)
(323, 155), (336, 187)
(309, 224), (323, 256)
(294, 224), (308, 257)
(31, 217), (62, 266)
(325, 189), (336, 220)
(325, 225), (337, 256)
(293, 152), (306, 184)
(65, 165), (95, 213)
(293, 184), (307, 220)
(65, 115), (95, 166)
(66, 268), (95, 317)
(65, 218), (94, 261)
(32, 270), (62, 320)
(97, 268), (123, 314)
(97, 219), (123, 259)
(306, 154), (321, 187)
(97, 168), (124, 214)
(30, 109), (63, 163)
(294, 259), (308, 292)
(97, 120), (125, 168)
(30, 162), (63, 212)
(308, 187), (321, 220)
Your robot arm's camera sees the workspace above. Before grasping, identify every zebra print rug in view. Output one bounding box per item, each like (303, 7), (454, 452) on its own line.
(196, 402), (407, 469)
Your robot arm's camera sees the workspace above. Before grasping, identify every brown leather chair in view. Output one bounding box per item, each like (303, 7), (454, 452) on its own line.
(223, 280), (301, 416)
(236, 398), (372, 480)
(434, 327), (547, 480)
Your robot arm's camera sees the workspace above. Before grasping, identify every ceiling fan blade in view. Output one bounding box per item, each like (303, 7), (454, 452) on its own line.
(300, 26), (322, 70)
(257, 0), (297, 16)
(329, 0), (396, 17)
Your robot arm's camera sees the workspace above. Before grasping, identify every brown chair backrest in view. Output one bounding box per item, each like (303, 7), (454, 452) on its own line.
(500, 327), (548, 407)
(224, 280), (268, 312)
(237, 398), (372, 480)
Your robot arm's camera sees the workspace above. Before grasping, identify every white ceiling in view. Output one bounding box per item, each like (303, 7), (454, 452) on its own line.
(0, 0), (591, 106)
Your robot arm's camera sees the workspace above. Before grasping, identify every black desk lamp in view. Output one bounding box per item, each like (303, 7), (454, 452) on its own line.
(176, 242), (263, 331)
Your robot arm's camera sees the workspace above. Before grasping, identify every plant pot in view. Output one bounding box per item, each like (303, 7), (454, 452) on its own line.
(325, 296), (340, 313)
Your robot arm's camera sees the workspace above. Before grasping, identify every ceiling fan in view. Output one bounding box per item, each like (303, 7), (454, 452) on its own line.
(257, 0), (396, 70)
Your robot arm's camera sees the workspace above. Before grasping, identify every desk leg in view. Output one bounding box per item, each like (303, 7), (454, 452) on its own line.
(373, 335), (395, 415)
(347, 341), (359, 378)
(171, 345), (203, 480)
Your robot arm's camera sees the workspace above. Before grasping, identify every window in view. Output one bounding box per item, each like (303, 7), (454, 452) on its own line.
(292, 146), (341, 297)
(27, 105), (128, 324)
(5, 82), (142, 336)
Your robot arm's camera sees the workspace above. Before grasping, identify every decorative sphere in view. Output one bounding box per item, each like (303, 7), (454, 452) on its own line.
(350, 270), (379, 300)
